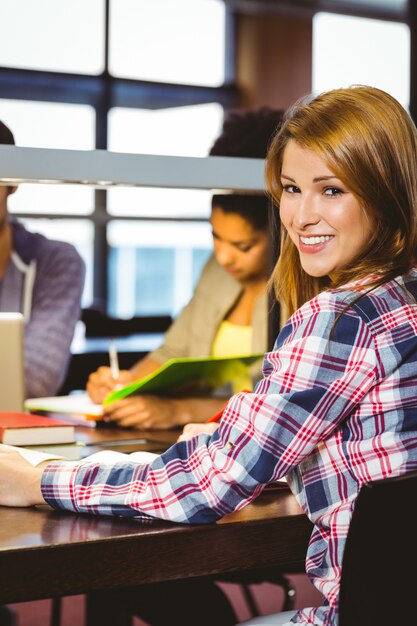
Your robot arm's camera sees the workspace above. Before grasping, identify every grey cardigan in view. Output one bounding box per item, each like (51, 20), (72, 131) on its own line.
(0, 220), (85, 398)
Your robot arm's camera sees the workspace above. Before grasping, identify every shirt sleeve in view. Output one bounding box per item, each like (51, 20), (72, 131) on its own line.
(41, 293), (379, 522)
(24, 242), (85, 398)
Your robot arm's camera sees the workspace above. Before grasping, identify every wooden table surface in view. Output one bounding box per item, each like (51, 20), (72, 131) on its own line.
(0, 423), (312, 604)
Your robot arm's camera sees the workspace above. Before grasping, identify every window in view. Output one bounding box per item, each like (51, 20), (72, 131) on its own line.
(107, 221), (212, 318)
(0, 1), (231, 320)
(106, 101), (223, 317)
(109, 0), (226, 86)
(1, 99), (95, 215)
(0, 0), (105, 74)
(108, 104), (223, 157)
(107, 103), (223, 219)
(313, 12), (410, 108)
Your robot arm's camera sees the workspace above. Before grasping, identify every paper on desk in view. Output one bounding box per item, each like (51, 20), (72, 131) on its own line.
(2, 444), (64, 466)
(4, 446), (159, 467)
(25, 393), (103, 420)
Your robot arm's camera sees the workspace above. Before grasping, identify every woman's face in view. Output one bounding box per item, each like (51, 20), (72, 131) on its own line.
(210, 207), (270, 285)
(279, 140), (373, 279)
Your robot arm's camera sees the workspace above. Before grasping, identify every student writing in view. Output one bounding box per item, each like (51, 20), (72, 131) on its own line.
(86, 108), (284, 431)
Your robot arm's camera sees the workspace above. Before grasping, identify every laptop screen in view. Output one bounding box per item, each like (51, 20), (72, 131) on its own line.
(0, 312), (25, 411)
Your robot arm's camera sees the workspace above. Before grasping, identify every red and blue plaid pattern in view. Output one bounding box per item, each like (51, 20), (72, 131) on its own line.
(41, 270), (417, 626)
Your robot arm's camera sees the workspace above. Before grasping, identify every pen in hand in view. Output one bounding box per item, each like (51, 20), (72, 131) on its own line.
(108, 339), (120, 381)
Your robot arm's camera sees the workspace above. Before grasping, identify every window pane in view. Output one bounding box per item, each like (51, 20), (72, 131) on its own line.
(0, 100), (95, 149)
(7, 185), (94, 216)
(313, 13), (410, 107)
(108, 187), (212, 220)
(0, 0), (105, 74)
(109, 0), (225, 86)
(20, 218), (94, 308)
(108, 104), (223, 157)
(108, 220), (212, 318)
(107, 103), (222, 217)
(0, 99), (95, 215)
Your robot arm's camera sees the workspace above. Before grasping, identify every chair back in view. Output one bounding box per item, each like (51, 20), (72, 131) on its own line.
(339, 471), (417, 626)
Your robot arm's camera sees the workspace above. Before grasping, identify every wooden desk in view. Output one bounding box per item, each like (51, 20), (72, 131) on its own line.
(76, 422), (179, 455)
(0, 425), (312, 604)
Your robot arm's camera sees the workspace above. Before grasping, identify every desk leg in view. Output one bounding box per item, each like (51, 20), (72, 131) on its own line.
(50, 597), (61, 626)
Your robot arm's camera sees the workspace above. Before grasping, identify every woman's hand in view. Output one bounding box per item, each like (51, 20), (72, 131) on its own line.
(103, 395), (185, 430)
(0, 446), (46, 507)
(177, 422), (219, 441)
(86, 367), (134, 404)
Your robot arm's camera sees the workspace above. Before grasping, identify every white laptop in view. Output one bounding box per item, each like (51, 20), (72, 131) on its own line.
(0, 312), (25, 411)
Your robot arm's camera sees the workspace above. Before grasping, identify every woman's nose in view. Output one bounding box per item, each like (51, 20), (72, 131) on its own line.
(215, 243), (235, 266)
(293, 194), (320, 229)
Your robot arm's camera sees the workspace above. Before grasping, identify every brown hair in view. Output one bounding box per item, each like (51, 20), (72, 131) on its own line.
(0, 120), (15, 146)
(266, 85), (417, 316)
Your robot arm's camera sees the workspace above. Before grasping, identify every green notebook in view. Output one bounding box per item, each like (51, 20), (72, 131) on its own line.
(103, 353), (263, 406)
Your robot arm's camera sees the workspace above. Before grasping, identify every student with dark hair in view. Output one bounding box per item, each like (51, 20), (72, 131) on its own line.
(209, 107), (283, 159)
(80, 108), (284, 625)
(0, 119), (85, 398)
(86, 108), (284, 432)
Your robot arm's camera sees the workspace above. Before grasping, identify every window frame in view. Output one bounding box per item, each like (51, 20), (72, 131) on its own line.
(0, 1), (238, 310)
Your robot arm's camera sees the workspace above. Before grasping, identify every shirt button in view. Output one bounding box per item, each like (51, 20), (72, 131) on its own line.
(226, 441), (234, 450)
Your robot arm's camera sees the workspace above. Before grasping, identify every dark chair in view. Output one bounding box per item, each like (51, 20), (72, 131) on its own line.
(339, 471), (417, 626)
(238, 570), (296, 616)
(81, 308), (172, 338)
(217, 564), (298, 617)
(0, 606), (17, 626)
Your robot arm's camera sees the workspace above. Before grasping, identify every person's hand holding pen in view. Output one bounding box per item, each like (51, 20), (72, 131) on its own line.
(86, 340), (133, 404)
(108, 339), (120, 382)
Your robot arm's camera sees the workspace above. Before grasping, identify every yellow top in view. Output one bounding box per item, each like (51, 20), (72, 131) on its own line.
(211, 321), (253, 392)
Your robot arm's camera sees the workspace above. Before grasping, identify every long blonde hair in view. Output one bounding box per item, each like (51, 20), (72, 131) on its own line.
(266, 85), (417, 316)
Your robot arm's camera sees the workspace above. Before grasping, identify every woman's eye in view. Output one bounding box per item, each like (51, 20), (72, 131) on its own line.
(237, 244), (252, 253)
(282, 184), (299, 194)
(323, 187), (344, 197)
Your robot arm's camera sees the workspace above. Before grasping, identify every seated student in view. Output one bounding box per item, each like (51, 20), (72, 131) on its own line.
(0, 120), (85, 398)
(2, 85), (417, 626)
(82, 109), (286, 626)
(86, 108), (284, 430)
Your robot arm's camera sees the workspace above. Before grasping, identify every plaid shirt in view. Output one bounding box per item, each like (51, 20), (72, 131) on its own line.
(42, 270), (417, 626)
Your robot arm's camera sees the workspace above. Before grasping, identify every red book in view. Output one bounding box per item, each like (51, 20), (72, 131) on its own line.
(0, 412), (75, 446)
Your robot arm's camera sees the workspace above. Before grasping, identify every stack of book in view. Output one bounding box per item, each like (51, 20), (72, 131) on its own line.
(0, 412), (84, 460)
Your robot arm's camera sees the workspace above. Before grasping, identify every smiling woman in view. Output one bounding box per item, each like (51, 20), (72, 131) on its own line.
(279, 141), (373, 280)
(2, 87), (417, 626)
(266, 85), (417, 318)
